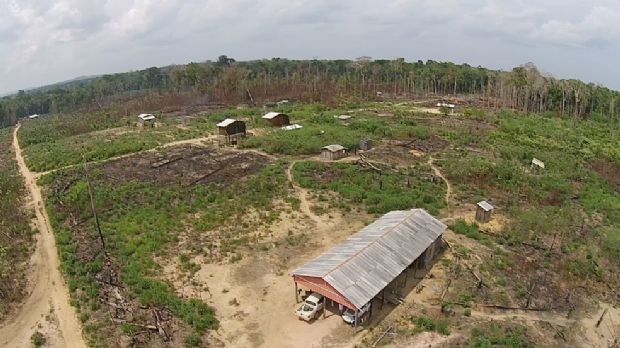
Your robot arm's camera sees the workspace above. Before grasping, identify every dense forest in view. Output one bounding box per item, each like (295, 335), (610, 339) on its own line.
(1, 56), (619, 127)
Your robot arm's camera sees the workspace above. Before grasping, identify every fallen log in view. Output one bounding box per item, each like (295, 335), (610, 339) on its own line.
(440, 279), (452, 302)
(596, 308), (609, 328)
(481, 304), (553, 312)
(372, 326), (393, 347)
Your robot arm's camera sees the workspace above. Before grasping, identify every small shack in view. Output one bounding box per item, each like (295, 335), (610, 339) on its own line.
(476, 201), (494, 223)
(321, 144), (348, 161)
(531, 158), (545, 170)
(28, 114), (40, 119)
(292, 209), (447, 326)
(138, 113), (156, 126)
(217, 118), (246, 144)
(336, 115), (352, 123)
(262, 112), (290, 127)
(359, 139), (374, 151)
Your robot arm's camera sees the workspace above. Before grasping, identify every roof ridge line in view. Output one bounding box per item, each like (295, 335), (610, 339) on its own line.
(321, 209), (420, 279)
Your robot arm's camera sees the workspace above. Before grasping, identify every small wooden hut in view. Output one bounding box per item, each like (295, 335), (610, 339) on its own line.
(262, 112), (290, 127)
(359, 139), (374, 151)
(321, 144), (348, 161)
(475, 201), (494, 223)
(138, 113), (156, 127)
(217, 118), (246, 144)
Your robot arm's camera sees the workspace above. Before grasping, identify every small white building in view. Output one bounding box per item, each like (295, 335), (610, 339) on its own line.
(436, 102), (456, 109)
(335, 115), (353, 122)
(531, 158), (545, 170)
(28, 114), (40, 119)
(138, 113), (156, 122)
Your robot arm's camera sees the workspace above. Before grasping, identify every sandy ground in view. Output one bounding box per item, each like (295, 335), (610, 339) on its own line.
(0, 124), (86, 348)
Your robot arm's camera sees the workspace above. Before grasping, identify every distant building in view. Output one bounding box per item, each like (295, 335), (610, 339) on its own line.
(217, 118), (246, 145)
(138, 113), (156, 124)
(359, 139), (374, 151)
(28, 114), (40, 119)
(262, 112), (290, 127)
(276, 100), (290, 106)
(336, 115), (353, 123)
(436, 102), (456, 109)
(475, 201), (494, 223)
(321, 144), (348, 161)
(531, 158), (545, 170)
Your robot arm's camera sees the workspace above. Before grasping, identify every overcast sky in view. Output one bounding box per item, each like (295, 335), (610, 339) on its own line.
(1, 0), (619, 94)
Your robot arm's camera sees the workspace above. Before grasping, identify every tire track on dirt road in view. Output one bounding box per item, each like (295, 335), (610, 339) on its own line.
(0, 124), (86, 348)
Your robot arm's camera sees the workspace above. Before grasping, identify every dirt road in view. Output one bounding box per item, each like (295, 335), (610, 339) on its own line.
(0, 124), (86, 347)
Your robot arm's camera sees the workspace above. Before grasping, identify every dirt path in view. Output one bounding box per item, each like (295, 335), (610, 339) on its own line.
(286, 161), (327, 229)
(0, 124), (86, 348)
(428, 156), (451, 205)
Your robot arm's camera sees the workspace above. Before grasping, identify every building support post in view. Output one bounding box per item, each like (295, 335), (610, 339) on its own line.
(294, 282), (299, 303)
(404, 268), (409, 287)
(354, 309), (359, 327)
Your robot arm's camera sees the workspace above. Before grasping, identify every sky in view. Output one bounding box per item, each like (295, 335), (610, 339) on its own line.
(1, 0), (619, 94)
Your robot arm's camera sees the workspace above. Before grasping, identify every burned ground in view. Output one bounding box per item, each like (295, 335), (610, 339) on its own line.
(100, 145), (273, 187)
(363, 142), (424, 166)
(398, 135), (450, 153)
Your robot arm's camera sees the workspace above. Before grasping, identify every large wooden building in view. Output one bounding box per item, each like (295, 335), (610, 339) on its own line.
(262, 112), (290, 127)
(292, 209), (446, 325)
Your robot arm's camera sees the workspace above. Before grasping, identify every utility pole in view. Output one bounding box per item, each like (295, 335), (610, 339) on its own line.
(81, 154), (107, 254)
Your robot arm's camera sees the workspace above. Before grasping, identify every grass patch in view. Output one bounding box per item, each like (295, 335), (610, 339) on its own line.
(293, 161), (446, 215)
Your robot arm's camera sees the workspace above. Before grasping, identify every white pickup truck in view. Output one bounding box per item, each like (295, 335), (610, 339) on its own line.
(295, 293), (324, 321)
(341, 302), (371, 325)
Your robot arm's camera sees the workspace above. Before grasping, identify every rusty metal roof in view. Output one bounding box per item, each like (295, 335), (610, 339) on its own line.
(292, 209), (446, 309)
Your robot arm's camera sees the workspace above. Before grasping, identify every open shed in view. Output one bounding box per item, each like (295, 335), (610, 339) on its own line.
(292, 209), (446, 322)
(262, 112), (290, 127)
(321, 144), (348, 161)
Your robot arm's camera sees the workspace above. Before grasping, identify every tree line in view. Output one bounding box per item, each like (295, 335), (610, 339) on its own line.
(1, 56), (618, 127)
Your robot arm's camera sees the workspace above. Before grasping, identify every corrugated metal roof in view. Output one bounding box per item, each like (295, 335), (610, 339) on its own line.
(216, 118), (237, 127)
(263, 112), (284, 119)
(322, 144), (347, 152)
(292, 209), (446, 309)
(477, 201), (494, 212)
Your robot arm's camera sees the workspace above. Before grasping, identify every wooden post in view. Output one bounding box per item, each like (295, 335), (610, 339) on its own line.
(354, 309), (359, 327)
(294, 282), (299, 303)
(404, 269), (409, 287)
(381, 289), (386, 309)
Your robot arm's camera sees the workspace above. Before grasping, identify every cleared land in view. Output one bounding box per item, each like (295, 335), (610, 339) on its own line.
(4, 100), (620, 347)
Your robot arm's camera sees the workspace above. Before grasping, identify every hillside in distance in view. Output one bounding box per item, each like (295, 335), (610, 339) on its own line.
(0, 56), (619, 127)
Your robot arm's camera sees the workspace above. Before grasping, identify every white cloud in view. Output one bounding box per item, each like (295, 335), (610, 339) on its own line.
(0, 0), (618, 93)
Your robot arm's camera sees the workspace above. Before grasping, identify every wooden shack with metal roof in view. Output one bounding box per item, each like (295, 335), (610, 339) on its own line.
(321, 144), (348, 161)
(262, 112), (290, 127)
(476, 201), (494, 223)
(291, 209), (447, 326)
(217, 118), (246, 145)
